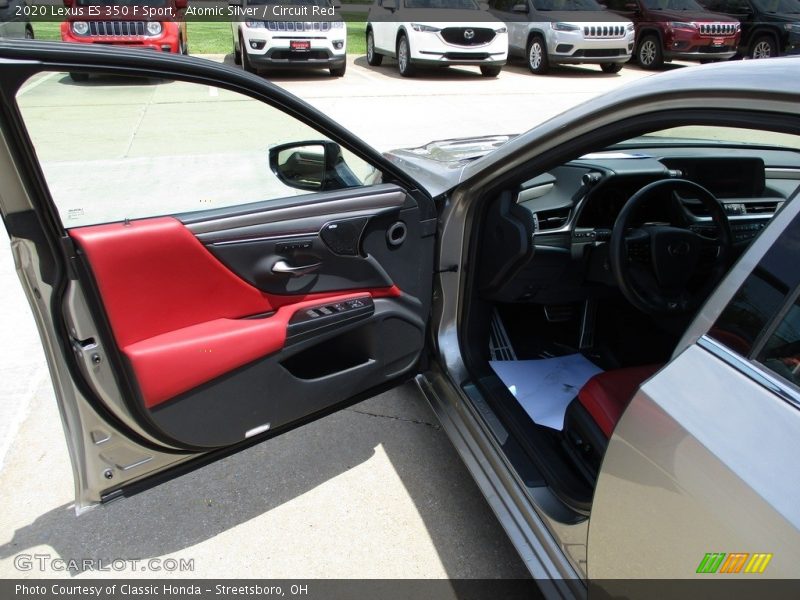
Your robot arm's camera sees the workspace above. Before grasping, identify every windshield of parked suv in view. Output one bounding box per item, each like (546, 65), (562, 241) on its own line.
(533, 0), (603, 9)
(74, 0), (170, 5)
(404, 0), (481, 8)
(753, 0), (800, 13)
(247, 0), (331, 5)
(641, 0), (704, 9)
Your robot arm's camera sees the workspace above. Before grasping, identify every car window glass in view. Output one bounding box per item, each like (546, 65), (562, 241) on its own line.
(759, 295), (800, 389)
(710, 211), (800, 357)
(15, 72), (379, 228)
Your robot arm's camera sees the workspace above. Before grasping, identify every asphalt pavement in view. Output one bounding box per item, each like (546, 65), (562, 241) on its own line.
(0, 53), (668, 579)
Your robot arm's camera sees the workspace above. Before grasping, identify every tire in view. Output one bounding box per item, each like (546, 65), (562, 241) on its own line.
(397, 34), (415, 77)
(749, 35), (776, 59)
(241, 36), (256, 74)
(330, 62), (346, 77)
(600, 62), (622, 73)
(366, 30), (383, 66)
(69, 72), (89, 83)
(480, 65), (502, 77)
(526, 35), (549, 74)
(637, 34), (663, 70)
(234, 40), (242, 65)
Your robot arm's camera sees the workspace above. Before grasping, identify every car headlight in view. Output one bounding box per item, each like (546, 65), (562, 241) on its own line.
(626, 22), (635, 32)
(72, 21), (89, 36)
(411, 23), (441, 33)
(332, 21), (344, 28)
(551, 22), (580, 32)
(495, 26), (507, 34)
(784, 23), (800, 33)
(246, 20), (266, 28)
(146, 21), (162, 35)
(669, 21), (697, 29)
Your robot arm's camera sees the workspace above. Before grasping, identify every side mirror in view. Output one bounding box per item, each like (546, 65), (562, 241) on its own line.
(269, 141), (345, 192)
(62, 0), (73, 6)
(624, 2), (638, 8)
(512, 3), (528, 12)
(479, 0), (490, 9)
(382, 0), (398, 10)
(228, 0), (243, 6)
(332, 0), (342, 7)
(174, 0), (187, 8)
(0, 0), (10, 9)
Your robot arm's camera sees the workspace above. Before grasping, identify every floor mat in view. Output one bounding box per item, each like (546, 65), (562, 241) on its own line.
(490, 354), (603, 430)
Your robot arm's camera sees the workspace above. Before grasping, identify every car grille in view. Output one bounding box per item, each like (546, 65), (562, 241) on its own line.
(442, 52), (491, 60)
(572, 48), (626, 57)
(88, 21), (148, 36)
(699, 23), (737, 36)
(583, 25), (626, 38)
(440, 27), (496, 46)
(265, 21), (332, 32)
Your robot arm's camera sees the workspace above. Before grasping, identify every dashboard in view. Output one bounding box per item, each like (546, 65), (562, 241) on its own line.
(482, 144), (800, 304)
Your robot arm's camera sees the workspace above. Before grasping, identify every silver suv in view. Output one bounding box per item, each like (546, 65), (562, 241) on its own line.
(488, 0), (635, 73)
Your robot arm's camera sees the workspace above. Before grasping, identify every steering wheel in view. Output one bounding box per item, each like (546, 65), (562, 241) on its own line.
(609, 178), (733, 315)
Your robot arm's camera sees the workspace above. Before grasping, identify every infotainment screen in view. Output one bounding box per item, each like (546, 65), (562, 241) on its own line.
(661, 157), (766, 199)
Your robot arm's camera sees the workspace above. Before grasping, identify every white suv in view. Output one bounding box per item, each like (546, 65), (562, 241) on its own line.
(366, 0), (509, 77)
(231, 0), (347, 77)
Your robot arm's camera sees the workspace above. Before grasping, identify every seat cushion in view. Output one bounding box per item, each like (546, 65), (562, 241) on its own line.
(577, 364), (662, 438)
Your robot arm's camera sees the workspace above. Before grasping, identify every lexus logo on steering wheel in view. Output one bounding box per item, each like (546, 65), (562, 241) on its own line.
(668, 241), (691, 257)
(464, 29), (475, 40)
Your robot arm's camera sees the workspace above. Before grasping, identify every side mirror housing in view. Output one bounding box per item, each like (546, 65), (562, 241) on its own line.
(332, 0), (342, 7)
(174, 0), (187, 8)
(382, 0), (398, 10)
(269, 141), (344, 192)
(512, 3), (528, 12)
(228, 0), (243, 7)
(62, 0), (74, 6)
(0, 0), (10, 9)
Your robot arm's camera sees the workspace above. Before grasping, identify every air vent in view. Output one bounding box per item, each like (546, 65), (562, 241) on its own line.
(744, 200), (781, 215)
(534, 207), (571, 231)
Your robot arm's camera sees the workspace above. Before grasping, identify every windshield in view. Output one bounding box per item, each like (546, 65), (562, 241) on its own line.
(753, 0), (800, 12)
(75, 0), (170, 5)
(641, 0), (704, 9)
(247, 0), (331, 5)
(404, 0), (481, 8)
(533, 0), (604, 9)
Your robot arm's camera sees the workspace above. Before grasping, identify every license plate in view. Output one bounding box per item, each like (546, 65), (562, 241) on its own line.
(713, 38), (724, 46)
(290, 40), (311, 51)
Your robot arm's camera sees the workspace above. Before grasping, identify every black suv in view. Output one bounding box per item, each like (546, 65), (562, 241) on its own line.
(698, 0), (800, 58)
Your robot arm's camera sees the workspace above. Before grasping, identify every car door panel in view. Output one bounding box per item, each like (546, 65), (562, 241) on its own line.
(67, 184), (432, 449)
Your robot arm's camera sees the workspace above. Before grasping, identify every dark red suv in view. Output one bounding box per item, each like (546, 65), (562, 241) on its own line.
(598, 0), (741, 68)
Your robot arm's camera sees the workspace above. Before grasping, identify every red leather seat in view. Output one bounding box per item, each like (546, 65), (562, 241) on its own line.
(577, 364), (662, 438)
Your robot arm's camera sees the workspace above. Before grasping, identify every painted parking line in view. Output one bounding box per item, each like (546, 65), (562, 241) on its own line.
(17, 71), (58, 97)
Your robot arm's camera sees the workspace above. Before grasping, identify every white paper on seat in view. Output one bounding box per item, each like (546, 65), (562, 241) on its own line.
(489, 354), (603, 430)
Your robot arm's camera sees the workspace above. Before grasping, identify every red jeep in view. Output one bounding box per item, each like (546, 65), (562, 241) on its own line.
(599, 0), (741, 68)
(61, 0), (188, 80)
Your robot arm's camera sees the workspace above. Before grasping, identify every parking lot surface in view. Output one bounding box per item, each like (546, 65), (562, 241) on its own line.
(0, 54), (666, 578)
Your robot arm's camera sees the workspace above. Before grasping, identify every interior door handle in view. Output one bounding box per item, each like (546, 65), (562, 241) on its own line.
(272, 260), (322, 277)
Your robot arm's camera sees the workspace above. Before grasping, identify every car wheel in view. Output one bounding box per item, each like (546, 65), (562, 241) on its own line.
(600, 62), (622, 73)
(241, 36), (256, 74)
(749, 35), (776, 59)
(637, 34), (663, 70)
(330, 62), (346, 77)
(25, 27), (34, 40)
(480, 65), (502, 77)
(366, 30), (383, 66)
(397, 34), (415, 77)
(526, 35), (549, 74)
(69, 72), (89, 83)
